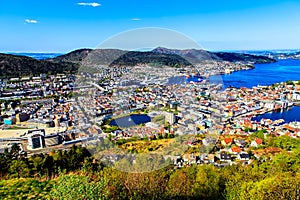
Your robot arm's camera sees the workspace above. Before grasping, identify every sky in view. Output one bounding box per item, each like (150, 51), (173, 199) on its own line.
(1, 0), (300, 52)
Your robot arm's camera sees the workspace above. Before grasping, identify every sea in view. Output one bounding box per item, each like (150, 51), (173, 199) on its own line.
(212, 59), (300, 89)
(252, 106), (300, 124)
(8, 52), (62, 60)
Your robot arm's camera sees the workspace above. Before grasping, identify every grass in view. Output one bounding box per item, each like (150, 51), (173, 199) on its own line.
(5, 126), (31, 130)
(120, 139), (175, 153)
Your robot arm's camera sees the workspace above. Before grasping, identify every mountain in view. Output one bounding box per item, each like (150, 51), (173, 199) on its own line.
(152, 47), (276, 64)
(49, 48), (94, 63)
(0, 53), (78, 78)
(109, 51), (192, 67)
(51, 47), (275, 67)
(51, 48), (193, 67)
(0, 47), (276, 78)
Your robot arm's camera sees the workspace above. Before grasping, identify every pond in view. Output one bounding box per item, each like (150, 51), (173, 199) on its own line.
(109, 114), (151, 128)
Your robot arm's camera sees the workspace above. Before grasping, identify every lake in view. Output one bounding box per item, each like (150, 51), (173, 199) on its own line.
(109, 114), (151, 128)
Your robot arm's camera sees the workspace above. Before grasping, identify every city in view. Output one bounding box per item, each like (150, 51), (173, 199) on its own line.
(1, 0), (300, 199)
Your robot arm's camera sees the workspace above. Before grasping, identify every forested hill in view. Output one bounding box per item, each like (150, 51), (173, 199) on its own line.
(51, 47), (276, 66)
(152, 47), (277, 64)
(50, 48), (192, 67)
(0, 53), (79, 78)
(0, 135), (299, 199)
(0, 47), (276, 78)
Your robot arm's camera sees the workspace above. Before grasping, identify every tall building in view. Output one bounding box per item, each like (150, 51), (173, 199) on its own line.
(165, 112), (176, 125)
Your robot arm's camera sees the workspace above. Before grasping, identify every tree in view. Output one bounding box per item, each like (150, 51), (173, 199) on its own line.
(268, 135), (300, 151)
(192, 165), (223, 199)
(6, 143), (27, 160)
(9, 160), (30, 178)
(239, 173), (300, 200)
(285, 80), (295, 85)
(166, 167), (197, 199)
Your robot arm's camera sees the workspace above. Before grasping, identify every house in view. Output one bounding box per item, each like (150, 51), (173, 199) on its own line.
(220, 153), (232, 162)
(221, 138), (233, 146)
(202, 137), (217, 146)
(234, 138), (247, 147)
(200, 154), (215, 164)
(292, 91), (300, 100)
(174, 156), (184, 167)
(238, 152), (250, 161)
(251, 138), (263, 147)
(230, 146), (242, 154)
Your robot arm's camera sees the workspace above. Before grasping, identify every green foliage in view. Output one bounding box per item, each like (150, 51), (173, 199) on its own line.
(0, 136), (300, 200)
(238, 173), (300, 200)
(285, 80), (295, 85)
(0, 178), (52, 200)
(152, 114), (165, 125)
(9, 160), (30, 178)
(102, 125), (119, 133)
(243, 127), (253, 132)
(267, 135), (300, 151)
(0, 53), (78, 78)
(224, 149), (300, 200)
(50, 173), (108, 200)
(110, 51), (192, 67)
(0, 145), (92, 179)
(251, 129), (266, 140)
(192, 165), (224, 199)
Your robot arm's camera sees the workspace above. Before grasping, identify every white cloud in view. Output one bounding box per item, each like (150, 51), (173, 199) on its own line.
(25, 19), (38, 24)
(77, 2), (101, 7)
(131, 18), (141, 21)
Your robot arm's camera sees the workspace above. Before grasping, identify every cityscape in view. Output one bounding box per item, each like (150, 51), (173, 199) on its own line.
(1, 0), (300, 199)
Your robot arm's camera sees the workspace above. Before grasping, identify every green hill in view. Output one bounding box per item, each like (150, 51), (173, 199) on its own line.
(0, 53), (79, 78)
(152, 47), (277, 64)
(0, 47), (276, 78)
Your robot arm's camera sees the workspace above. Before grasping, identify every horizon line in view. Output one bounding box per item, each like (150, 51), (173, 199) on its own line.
(1, 47), (300, 54)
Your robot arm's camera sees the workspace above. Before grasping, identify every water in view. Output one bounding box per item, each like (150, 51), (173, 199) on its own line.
(252, 106), (300, 123)
(168, 75), (204, 85)
(211, 59), (300, 88)
(110, 114), (151, 128)
(8, 52), (62, 60)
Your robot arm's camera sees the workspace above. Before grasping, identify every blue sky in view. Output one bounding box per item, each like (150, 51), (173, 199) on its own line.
(1, 0), (300, 52)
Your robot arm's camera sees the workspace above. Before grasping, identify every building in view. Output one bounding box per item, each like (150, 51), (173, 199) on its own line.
(27, 129), (45, 150)
(165, 112), (176, 125)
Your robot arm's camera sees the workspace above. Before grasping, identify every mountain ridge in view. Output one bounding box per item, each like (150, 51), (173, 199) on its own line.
(0, 53), (79, 78)
(0, 47), (276, 77)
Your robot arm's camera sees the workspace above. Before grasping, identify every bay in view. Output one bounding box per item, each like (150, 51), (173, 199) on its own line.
(211, 59), (300, 88)
(252, 106), (300, 123)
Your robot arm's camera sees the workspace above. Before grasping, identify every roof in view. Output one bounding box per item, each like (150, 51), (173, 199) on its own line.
(255, 138), (263, 145)
(239, 153), (249, 159)
(223, 138), (233, 144)
(231, 146), (241, 153)
(220, 153), (232, 160)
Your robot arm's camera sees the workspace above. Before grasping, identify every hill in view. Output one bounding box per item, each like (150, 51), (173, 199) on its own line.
(51, 48), (192, 67)
(152, 47), (277, 64)
(50, 47), (276, 67)
(0, 53), (79, 78)
(0, 47), (276, 78)
(109, 51), (192, 67)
